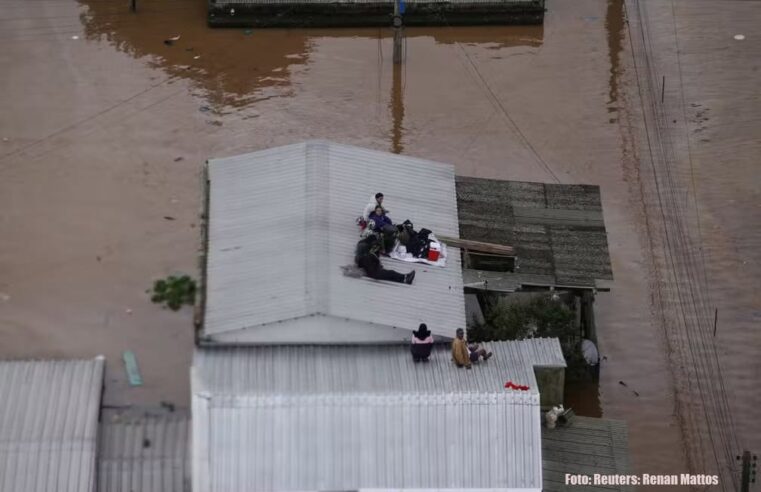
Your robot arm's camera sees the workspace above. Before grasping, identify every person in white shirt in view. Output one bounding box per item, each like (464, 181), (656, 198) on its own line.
(362, 192), (389, 221)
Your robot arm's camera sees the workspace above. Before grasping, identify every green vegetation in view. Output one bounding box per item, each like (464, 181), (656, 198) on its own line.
(469, 293), (590, 381)
(149, 275), (197, 311)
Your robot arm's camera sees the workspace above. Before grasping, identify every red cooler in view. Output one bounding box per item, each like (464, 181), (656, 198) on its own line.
(428, 242), (441, 261)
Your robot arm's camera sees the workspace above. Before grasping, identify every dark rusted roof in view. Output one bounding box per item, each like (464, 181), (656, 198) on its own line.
(456, 177), (613, 290)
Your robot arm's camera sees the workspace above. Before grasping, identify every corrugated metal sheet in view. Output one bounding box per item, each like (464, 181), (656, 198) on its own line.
(193, 338), (565, 396)
(98, 410), (190, 492)
(193, 391), (540, 492)
(191, 339), (565, 491)
(204, 140), (465, 343)
(542, 417), (632, 492)
(456, 177), (613, 289)
(0, 357), (105, 492)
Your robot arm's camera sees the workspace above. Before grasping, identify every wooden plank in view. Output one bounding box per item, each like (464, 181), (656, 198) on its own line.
(123, 351), (143, 386)
(436, 235), (515, 256)
(462, 268), (558, 292)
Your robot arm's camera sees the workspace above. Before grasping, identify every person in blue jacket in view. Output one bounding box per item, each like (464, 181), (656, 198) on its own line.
(368, 205), (392, 230)
(368, 205), (396, 253)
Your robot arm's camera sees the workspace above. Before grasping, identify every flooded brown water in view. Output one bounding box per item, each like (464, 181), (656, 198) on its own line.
(1, 0), (758, 488)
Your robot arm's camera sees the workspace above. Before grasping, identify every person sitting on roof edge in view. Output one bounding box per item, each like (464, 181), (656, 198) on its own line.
(410, 323), (434, 363)
(451, 328), (492, 369)
(355, 235), (415, 284)
(363, 192), (389, 221)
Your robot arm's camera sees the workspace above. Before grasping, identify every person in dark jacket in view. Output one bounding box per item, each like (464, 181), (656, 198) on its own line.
(355, 235), (415, 284)
(410, 323), (434, 362)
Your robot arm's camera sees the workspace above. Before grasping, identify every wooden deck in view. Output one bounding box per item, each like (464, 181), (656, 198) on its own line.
(543, 416), (633, 492)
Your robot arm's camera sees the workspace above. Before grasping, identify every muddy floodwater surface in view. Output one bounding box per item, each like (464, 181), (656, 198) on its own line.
(1, 0), (758, 489)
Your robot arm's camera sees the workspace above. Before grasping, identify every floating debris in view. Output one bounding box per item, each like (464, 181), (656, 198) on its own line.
(163, 216), (176, 221)
(71, 35), (79, 40)
(193, 55), (201, 60)
(123, 351), (143, 386)
(174, 156), (184, 162)
(164, 35), (181, 46)
(734, 34), (745, 41)
(244, 29), (253, 36)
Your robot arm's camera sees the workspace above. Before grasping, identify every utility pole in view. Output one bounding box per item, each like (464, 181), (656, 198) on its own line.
(392, 0), (403, 64)
(738, 450), (757, 492)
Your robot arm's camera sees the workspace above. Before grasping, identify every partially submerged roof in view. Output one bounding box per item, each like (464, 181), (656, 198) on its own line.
(201, 140), (465, 344)
(456, 177), (613, 292)
(0, 357), (105, 492)
(542, 417), (632, 492)
(98, 408), (190, 492)
(191, 339), (565, 491)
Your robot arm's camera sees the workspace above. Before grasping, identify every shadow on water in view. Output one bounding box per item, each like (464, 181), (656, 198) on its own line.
(78, 0), (543, 114)
(390, 62), (405, 154)
(565, 379), (603, 418)
(605, 0), (624, 122)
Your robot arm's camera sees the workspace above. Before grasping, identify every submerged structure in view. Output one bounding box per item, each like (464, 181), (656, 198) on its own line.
(208, 0), (545, 27)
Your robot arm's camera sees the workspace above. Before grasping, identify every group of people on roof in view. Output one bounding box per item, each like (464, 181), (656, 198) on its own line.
(354, 192), (439, 285)
(354, 193), (416, 284)
(410, 324), (493, 368)
(355, 194), (493, 368)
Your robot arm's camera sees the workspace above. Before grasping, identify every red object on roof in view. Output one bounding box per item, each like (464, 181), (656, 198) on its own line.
(504, 380), (530, 391)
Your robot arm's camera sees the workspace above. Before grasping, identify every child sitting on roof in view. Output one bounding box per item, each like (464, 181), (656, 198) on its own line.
(368, 205), (396, 254)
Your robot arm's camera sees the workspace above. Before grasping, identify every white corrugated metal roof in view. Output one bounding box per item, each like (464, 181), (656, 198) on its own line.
(193, 338), (565, 396)
(98, 410), (190, 492)
(203, 140), (465, 344)
(193, 392), (540, 492)
(191, 339), (565, 491)
(0, 357), (105, 492)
